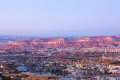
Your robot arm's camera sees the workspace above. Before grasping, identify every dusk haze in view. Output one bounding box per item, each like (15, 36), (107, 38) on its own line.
(0, 0), (120, 80)
(0, 0), (120, 36)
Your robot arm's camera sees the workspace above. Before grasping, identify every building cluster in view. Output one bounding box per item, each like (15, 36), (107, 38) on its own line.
(0, 47), (119, 79)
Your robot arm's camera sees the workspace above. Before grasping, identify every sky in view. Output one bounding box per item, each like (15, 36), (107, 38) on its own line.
(0, 0), (120, 37)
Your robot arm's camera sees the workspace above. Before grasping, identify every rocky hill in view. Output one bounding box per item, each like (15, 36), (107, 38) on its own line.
(1, 35), (120, 50)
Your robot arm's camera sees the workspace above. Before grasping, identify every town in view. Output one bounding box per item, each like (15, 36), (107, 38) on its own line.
(0, 46), (120, 80)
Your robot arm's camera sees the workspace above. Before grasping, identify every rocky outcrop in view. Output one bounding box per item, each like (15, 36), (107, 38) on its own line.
(1, 36), (120, 50)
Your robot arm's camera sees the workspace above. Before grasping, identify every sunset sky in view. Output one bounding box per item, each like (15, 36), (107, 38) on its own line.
(0, 0), (120, 37)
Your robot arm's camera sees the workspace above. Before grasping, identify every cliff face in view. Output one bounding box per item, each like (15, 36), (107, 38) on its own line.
(1, 36), (120, 50)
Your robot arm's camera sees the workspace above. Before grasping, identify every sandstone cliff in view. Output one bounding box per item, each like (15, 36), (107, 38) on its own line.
(1, 36), (120, 50)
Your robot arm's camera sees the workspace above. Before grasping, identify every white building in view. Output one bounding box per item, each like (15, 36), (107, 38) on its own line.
(109, 65), (120, 74)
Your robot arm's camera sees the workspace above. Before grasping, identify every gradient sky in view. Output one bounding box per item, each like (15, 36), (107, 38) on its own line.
(0, 0), (120, 37)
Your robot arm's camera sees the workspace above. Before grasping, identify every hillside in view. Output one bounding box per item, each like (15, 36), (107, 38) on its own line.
(1, 35), (120, 50)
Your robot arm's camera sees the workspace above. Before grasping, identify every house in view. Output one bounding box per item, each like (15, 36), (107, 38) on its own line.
(109, 65), (120, 74)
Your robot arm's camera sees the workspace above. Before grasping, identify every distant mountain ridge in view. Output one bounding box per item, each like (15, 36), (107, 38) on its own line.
(0, 36), (41, 44)
(1, 35), (120, 50)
